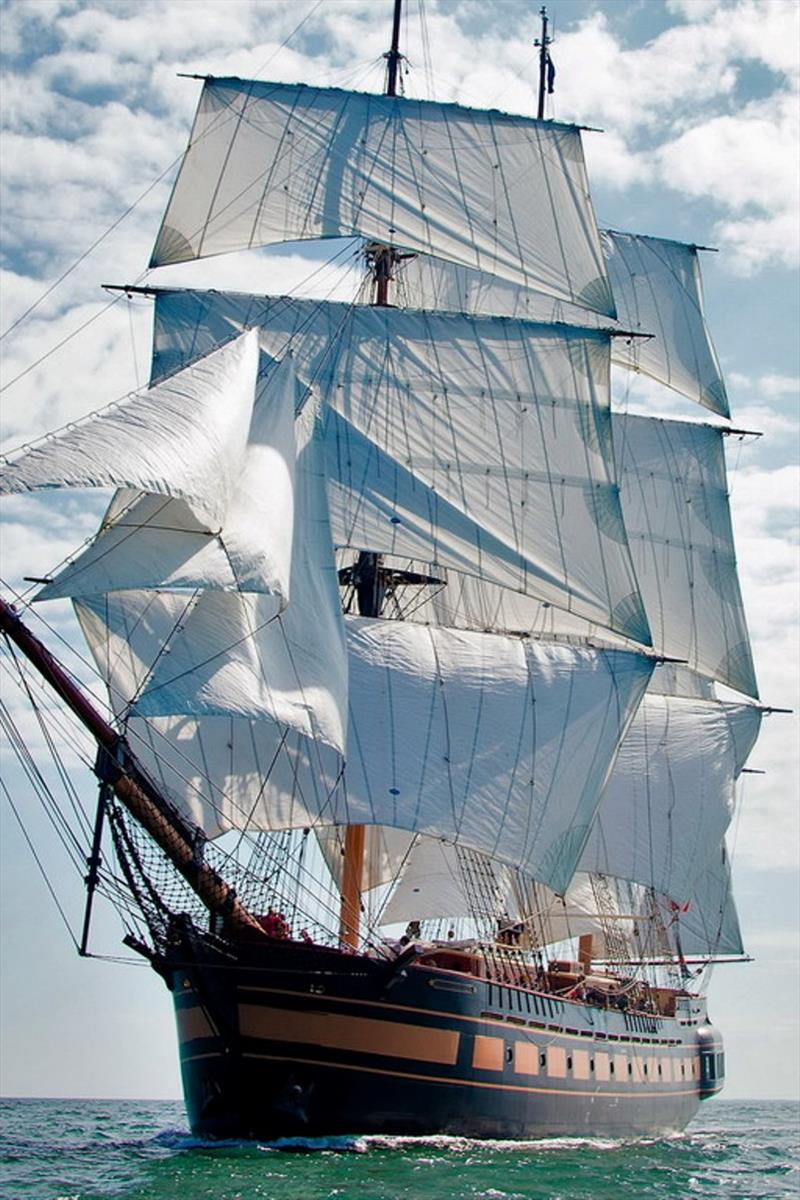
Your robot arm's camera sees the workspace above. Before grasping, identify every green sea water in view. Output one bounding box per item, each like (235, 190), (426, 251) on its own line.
(0, 1098), (797, 1200)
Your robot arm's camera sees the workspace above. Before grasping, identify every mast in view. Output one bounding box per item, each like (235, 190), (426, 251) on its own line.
(385, 0), (403, 98)
(535, 6), (553, 121)
(0, 597), (264, 939)
(338, 0), (405, 950)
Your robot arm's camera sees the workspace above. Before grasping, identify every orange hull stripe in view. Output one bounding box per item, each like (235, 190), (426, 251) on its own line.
(239, 1004), (460, 1066)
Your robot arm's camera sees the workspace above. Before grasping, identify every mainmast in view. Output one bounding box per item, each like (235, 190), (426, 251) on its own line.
(338, 0), (406, 950)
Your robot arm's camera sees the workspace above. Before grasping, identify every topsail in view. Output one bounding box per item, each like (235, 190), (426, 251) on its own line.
(398, 231), (729, 416)
(150, 79), (615, 317)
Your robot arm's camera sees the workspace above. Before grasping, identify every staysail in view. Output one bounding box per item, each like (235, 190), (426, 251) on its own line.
(35, 353), (298, 602)
(0, 329), (260, 531)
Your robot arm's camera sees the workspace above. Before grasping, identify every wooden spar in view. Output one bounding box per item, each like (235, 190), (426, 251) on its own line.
(0, 596), (265, 938)
(339, 823), (366, 950)
(578, 933), (594, 974)
(335, 0), (406, 947)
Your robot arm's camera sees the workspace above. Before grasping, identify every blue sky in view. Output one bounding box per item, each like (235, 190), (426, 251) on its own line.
(0, 0), (798, 1102)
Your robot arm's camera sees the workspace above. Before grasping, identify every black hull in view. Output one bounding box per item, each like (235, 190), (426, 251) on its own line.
(164, 937), (723, 1140)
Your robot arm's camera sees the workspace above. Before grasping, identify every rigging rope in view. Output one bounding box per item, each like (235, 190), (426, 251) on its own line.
(0, 771), (80, 950)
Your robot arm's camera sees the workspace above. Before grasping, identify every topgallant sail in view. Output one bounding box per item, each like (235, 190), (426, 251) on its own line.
(0, 2), (772, 1138)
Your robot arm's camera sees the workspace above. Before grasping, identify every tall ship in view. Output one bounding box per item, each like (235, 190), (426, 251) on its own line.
(0, 2), (775, 1139)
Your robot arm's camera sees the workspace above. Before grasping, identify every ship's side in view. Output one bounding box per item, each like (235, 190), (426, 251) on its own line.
(166, 935), (722, 1140)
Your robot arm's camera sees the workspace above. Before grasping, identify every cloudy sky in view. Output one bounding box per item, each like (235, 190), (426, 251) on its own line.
(0, 0), (798, 1102)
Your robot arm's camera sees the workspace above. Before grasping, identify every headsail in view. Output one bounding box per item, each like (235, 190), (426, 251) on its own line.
(151, 79), (614, 317)
(0, 330), (260, 530)
(34, 352), (298, 602)
(74, 394), (349, 835)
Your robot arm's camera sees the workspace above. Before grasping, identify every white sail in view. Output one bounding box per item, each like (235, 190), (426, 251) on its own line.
(601, 231), (728, 417)
(134, 398), (344, 747)
(351, 830), (742, 960)
(578, 694), (761, 903)
(529, 865), (743, 959)
(0, 330), (260, 531)
(317, 825), (418, 897)
(151, 79), (614, 316)
(394, 411), (757, 699)
(660, 842), (743, 958)
(78, 594), (650, 885)
(77, 395), (347, 754)
(617, 414), (757, 698)
(397, 232), (728, 416)
(36, 354), (298, 602)
(379, 835), (512, 926)
(342, 620), (652, 893)
(152, 291), (651, 646)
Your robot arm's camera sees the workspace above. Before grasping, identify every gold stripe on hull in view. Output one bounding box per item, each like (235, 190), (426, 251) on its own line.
(239, 1003), (460, 1066)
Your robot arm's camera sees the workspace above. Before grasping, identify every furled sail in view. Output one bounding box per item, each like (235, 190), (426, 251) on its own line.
(34, 352), (298, 601)
(0, 330), (260, 531)
(151, 290), (651, 646)
(386, 411), (757, 699)
(151, 79), (614, 316)
(396, 231), (728, 416)
(578, 693), (761, 903)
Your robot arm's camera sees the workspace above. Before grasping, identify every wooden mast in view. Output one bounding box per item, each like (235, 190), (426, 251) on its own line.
(338, 0), (404, 951)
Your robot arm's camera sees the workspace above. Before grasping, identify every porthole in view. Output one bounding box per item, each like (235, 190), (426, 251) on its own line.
(540, 1052), (546, 1068)
(506, 1046), (513, 1064)
(610, 1061), (615, 1075)
(567, 1056), (573, 1070)
(628, 1062), (633, 1076)
(590, 1060), (595, 1072)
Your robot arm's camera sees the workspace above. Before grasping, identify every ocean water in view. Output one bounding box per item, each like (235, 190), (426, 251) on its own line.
(0, 1098), (797, 1200)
